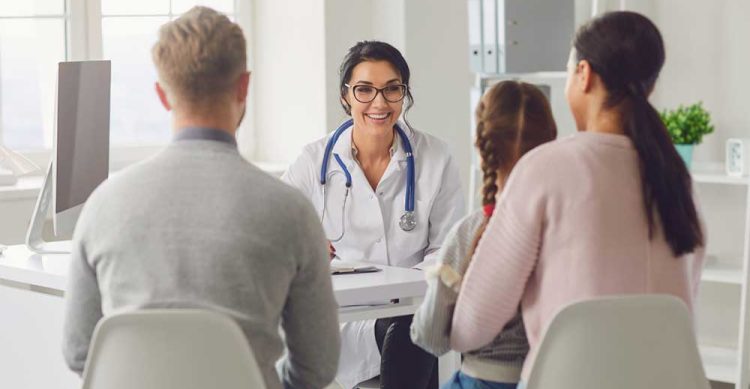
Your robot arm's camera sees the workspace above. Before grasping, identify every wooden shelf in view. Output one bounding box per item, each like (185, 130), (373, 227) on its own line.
(700, 345), (738, 383)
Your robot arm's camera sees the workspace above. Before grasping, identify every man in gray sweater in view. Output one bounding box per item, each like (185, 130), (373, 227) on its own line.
(61, 7), (340, 389)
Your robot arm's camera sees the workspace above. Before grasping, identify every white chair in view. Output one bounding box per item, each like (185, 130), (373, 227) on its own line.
(525, 294), (710, 389)
(81, 309), (266, 389)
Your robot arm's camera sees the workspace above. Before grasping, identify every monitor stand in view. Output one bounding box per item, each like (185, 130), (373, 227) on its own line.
(25, 161), (71, 254)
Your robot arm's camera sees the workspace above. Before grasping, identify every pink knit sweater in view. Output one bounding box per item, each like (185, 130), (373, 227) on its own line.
(450, 131), (705, 379)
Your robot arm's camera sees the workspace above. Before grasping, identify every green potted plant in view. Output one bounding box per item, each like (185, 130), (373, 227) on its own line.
(660, 102), (714, 169)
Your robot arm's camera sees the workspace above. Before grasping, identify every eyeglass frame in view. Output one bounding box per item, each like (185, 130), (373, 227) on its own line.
(344, 83), (409, 104)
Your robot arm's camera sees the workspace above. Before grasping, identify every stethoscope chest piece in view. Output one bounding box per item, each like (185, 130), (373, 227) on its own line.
(399, 211), (417, 232)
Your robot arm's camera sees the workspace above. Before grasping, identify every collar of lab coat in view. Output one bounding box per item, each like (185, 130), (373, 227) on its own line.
(330, 121), (412, 167)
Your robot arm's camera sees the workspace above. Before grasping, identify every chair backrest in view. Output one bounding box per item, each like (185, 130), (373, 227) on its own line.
(81, 309), (266, 389)
(525, 294), (710, 389)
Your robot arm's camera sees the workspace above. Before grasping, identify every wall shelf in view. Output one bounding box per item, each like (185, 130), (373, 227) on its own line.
(693, 172), (750, 186)
(691, 163), (750, 186)
(702, 260), (743, 285)
(692, 161), (750, 388)
(700, 345), (738, 384)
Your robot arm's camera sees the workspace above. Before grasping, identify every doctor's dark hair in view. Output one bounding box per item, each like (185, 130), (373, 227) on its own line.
(465, 81), (557, 268)
(574, 11), (703, 256)
(339, 41), (414, 126)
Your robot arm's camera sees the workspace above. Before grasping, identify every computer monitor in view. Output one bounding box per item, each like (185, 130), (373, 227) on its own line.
(53, 61), (111, 234)
(26, 60), (110, 254)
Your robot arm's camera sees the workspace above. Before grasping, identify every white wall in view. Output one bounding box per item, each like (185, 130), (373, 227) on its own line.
(250, 0), (327, 163)
(402, 0), (472, 193)
(323, 0), (374, 132)
(647, 0), (750, 163)
(370, 0), (406, 52)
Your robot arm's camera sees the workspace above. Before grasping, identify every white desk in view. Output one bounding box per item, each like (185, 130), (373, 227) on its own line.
(0, 245), (457, 388)
(332, 262), (426, 323)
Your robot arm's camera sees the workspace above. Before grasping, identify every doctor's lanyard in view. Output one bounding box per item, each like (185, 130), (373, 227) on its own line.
(319, 118), (416, 242)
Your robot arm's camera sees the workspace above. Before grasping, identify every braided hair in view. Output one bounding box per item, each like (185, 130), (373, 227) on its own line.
(464, 81), (557, 269)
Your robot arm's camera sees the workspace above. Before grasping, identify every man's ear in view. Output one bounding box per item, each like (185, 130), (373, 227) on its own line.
(237, 71), (251, 103)
(155, 82), (172, 111)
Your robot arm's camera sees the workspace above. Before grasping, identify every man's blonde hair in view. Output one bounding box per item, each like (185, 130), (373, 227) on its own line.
(152, 6), (246, 106)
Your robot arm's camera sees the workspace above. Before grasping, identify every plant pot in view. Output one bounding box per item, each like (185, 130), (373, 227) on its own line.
(675, 144), (694, 169)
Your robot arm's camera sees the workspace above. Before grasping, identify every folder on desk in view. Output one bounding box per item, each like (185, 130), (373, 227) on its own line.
(330, 264), (381, 275)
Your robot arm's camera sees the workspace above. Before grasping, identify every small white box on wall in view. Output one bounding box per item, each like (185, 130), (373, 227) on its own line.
(726, 138), (750, 177)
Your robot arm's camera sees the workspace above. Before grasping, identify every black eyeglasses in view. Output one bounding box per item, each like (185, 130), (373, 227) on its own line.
(345, 83), (408, 103)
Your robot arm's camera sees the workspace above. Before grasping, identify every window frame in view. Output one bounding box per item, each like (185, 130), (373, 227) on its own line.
(4, 0), (255, 173)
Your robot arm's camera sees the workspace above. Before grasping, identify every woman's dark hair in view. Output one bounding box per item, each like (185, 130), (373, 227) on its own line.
(339, 41), (414, 127)
(465, 81), (557, 267)
(574, 11), (703, 256)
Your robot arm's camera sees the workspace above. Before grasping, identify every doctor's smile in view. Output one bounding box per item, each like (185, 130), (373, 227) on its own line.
(364, 112), (391, 124)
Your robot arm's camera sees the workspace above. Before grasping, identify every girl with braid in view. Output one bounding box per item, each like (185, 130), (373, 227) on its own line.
(411, 80), (557, 389)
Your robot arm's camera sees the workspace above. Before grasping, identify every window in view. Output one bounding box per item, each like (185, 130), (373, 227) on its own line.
(0, 1), (67, 150)
(0, 0), (250, 160)
(101, 0), (236, 146)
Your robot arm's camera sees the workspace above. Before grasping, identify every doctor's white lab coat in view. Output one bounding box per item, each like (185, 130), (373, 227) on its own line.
(282, 123), (465, 388)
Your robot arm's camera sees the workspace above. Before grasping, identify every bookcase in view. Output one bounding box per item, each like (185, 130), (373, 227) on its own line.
(692, 163), (750, 388)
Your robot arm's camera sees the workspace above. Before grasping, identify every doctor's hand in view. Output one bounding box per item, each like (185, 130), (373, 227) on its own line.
(328, 241), (336, 261)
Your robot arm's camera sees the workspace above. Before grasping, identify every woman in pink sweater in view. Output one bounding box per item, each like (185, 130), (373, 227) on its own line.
(450, 11), (706, 383)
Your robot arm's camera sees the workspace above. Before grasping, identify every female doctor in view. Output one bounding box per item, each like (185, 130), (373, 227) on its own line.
(282, 41), (465, 389)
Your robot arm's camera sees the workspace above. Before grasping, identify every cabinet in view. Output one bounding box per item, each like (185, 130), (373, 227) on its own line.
(467, 0), (575, 75)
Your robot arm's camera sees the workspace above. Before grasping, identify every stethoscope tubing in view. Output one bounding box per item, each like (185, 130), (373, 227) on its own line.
(319, 119), (416, 234)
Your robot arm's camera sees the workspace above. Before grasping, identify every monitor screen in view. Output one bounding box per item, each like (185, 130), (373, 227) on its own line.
(54, 61), (110, 226)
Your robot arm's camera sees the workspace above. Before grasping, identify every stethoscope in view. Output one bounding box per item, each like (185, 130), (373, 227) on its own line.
(320, 118), (416, 242)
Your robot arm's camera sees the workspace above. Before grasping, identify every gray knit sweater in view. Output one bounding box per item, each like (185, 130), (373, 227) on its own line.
(410, 210), (529, 382)
(62, 134), (340, 389)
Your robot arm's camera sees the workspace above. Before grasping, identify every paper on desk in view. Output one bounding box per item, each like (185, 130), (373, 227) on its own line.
(330, 264), (381, 275)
